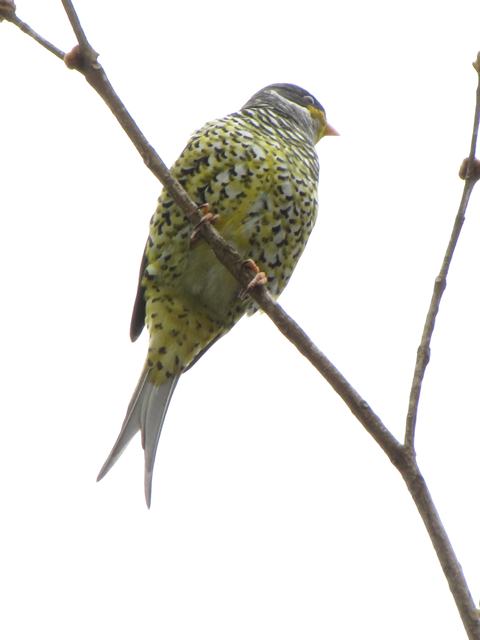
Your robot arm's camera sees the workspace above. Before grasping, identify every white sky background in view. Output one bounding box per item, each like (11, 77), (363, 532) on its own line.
(1, 0), (480, 638)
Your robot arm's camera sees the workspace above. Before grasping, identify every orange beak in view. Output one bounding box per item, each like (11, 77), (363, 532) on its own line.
(324, 122), (339, 136)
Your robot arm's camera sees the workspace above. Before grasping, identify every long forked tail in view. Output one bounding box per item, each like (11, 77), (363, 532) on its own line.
(97, 366), (179, 507)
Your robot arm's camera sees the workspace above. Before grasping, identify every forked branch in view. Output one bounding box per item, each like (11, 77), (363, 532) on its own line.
(2, 3), (480, 638)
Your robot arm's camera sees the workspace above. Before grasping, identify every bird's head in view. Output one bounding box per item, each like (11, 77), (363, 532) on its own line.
(243, 83), (338, 144)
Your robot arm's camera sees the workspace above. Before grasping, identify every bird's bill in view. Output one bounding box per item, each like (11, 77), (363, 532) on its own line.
(324, 123), (339, 136)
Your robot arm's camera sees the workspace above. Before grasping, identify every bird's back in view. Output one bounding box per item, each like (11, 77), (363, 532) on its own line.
(144, 106), (319, 324)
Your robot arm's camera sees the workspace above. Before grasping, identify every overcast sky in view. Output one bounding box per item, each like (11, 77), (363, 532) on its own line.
(2, 1), (480, 638)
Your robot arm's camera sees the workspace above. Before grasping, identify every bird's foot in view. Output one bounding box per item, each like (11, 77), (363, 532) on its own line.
(190, 203), (220, 244)
(239, 259), (268, 299)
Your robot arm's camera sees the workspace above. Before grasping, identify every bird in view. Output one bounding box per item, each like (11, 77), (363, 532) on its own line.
(97, 83), (338, 506)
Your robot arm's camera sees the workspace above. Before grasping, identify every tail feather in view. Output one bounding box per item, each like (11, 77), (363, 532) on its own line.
(142, 375), (179, 507)
(97, 367), (179, 507)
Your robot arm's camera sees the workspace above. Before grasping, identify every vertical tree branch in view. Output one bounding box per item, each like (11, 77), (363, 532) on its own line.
(405, 53), (480, 451)
(60, 0), (91, 53)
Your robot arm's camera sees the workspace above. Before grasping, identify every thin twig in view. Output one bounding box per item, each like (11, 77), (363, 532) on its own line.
(60, 0), (91, 53)
(405, 52), (480, 452)
(2, 12), (65, 59)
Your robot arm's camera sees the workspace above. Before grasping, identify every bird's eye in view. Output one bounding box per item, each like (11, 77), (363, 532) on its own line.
(303, 95), (315, 106)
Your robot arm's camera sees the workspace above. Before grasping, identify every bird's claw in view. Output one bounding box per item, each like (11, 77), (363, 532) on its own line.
(190, 203), (220, 244)
(239, 259), (268, 299)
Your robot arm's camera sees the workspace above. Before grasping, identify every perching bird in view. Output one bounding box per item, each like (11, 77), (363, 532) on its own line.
(97, 83), (337, 506)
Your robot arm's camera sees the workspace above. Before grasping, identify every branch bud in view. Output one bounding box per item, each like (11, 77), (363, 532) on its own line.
(459, 157), (480, 182)
(0, 0), (16, 21)
(473, 52), (480, 73)
(64, 45), (84, 70)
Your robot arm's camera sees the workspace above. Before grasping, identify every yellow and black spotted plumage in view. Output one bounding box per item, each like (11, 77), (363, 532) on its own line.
(97, 83), (337, 505)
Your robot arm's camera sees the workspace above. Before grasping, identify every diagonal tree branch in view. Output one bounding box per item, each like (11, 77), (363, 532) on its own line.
(405, 53), (480, 452)
(1, 2), (64, 59)
(60, 0), (91, 52)
(2, 4), (480, 638)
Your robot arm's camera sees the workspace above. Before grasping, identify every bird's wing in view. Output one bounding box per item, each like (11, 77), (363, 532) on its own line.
(130, 250), (148, 342)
